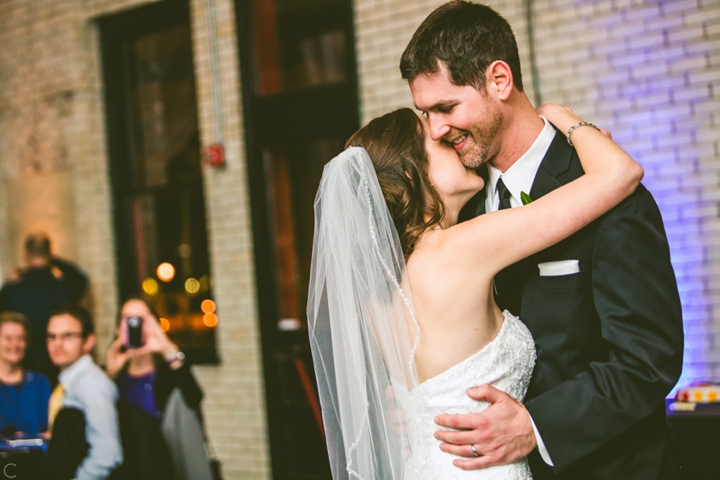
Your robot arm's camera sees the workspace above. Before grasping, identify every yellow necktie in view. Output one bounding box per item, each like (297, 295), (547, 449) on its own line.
(48, 383), (65, 431)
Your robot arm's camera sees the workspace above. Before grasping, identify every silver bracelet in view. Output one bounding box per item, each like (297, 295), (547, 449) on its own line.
(566, 121), (600, 146)
(164, 349), (185, 363)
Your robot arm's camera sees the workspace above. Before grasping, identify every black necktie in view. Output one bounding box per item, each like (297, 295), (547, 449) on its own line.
(496, 177), (513, 210)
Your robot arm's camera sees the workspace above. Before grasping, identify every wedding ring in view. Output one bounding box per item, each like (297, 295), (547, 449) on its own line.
(471, 444), (480, 457)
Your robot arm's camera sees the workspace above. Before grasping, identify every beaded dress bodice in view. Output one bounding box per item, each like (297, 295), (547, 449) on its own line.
(404, 310), (536, 479)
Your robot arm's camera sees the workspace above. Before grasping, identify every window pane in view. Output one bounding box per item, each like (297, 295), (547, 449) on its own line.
(123, 22), (217, 362)
(252, 0), (348, 95)
(130, 25), (201, 188)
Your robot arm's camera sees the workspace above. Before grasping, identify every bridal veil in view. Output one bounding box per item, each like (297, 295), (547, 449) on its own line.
(307, 147), (420, 479)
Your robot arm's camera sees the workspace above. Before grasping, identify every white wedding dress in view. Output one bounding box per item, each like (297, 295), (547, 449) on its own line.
(309, 147), (537, 480)
(402, 310), (536, 480)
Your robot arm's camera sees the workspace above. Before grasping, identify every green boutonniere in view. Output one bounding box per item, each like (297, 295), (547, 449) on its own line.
(521, 191), (533, 205)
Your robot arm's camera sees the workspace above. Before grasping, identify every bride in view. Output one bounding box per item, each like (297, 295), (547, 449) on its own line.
(307, 104), (642, 479)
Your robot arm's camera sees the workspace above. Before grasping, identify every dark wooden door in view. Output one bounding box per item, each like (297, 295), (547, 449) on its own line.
(236, 0), (360, 478)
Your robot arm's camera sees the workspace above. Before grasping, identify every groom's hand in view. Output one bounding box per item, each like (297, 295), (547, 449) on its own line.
(434, 385), (537, 470)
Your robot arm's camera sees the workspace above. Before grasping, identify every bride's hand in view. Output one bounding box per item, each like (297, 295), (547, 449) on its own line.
(537, 103), (612, 139)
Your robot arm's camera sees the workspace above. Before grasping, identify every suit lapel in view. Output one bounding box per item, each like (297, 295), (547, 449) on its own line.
(529, 128), (574, 200)
(528, 167), (562, 201)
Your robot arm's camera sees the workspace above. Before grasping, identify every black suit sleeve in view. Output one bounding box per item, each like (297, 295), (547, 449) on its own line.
(524, 185), (684, 472)
(156, 361), (204, 413)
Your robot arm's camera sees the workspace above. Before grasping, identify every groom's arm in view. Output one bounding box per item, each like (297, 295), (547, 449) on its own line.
(435, 185), (683, 472)
(523, 184), (684, 472)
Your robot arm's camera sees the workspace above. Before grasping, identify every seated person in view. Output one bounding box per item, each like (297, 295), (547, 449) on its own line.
(106, 295), (210, 480)
(46, 304), (122, 480)
(0, 311), (51, 436)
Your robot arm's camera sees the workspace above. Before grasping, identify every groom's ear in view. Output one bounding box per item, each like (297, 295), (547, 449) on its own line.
(486, 61), (513, 101)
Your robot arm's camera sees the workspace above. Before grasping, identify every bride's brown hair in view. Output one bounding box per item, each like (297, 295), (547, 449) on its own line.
(346, 108), (445, 258)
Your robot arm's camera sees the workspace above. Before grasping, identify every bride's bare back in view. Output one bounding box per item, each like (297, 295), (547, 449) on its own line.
(407, 233), (503, 383)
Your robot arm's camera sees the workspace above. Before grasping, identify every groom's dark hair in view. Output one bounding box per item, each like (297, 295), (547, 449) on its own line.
(400, 1), (524, 92)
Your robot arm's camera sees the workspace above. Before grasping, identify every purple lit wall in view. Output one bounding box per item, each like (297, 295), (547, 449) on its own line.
(533, 0), (720, 395)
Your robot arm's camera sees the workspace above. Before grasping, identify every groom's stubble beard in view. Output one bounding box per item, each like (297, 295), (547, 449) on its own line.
(457, 106), (503, 169)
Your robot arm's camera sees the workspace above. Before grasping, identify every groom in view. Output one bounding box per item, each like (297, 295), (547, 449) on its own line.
(400, 2), (684, 479)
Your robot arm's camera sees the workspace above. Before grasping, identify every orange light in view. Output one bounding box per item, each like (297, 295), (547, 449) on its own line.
(159, 317), (170, 332)
(142, 278), (159, 295)
(156, 263), (175, 282)
(201, 299), (216, 314)
(203, 313), (218, 327)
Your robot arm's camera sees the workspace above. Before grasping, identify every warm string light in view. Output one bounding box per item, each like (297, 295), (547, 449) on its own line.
(185, 277), (200, 294)
(159, 317), (170, 332)
(201, 299), (216, 314)
(203, 313), (218, 327)
(157, 263), (175, 282)
(142, 278), (159, 295)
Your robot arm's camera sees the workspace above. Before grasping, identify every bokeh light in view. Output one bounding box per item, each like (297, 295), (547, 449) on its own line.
(203, 313), (218, 327)
(201, 299), (216, 314)
(159, 317), (170, 332)
(185, 277), (200, 295)
(142, 278), (159, 295)
(157, 263), (176, 282)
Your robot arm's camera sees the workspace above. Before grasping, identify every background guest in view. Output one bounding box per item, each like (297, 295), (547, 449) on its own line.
(0, 233), (88, 377)
(46, 304), (122, 480)
(106, 295), (211, 480)
(0, 311), (51, 436)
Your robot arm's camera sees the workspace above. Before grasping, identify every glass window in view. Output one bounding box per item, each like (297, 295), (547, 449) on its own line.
(101, 5), (217, 363)
(252, 0), (348, 95)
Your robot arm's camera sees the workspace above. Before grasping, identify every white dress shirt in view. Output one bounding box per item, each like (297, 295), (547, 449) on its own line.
(485, 116), (556, 213)
(59, 354), (123, 480)
(485, 116), (556, 466)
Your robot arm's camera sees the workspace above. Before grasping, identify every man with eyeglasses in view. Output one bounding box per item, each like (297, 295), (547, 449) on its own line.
(46, 304), (122, 480)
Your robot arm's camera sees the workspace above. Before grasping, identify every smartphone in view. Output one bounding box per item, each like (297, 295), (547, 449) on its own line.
(126, 316), (144, 348)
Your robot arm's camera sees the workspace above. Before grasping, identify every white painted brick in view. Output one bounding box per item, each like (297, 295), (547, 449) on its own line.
(661, 0), (702, 16)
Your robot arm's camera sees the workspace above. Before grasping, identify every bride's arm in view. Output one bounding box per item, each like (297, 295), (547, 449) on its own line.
(448, 104), (643, 276)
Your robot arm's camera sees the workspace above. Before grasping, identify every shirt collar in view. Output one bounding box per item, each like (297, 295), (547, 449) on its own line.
(486, 116), (555, 209)
(58, 354), (93, 390)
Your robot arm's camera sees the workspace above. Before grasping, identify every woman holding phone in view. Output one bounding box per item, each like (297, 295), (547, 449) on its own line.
(105, 295), (211, 480)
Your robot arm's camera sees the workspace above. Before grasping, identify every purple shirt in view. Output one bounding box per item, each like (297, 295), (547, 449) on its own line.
(118, 370), (159, 419)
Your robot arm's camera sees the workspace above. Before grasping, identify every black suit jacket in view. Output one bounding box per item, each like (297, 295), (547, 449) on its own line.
(48, 407), (124, 480)
(459, 130), (684, 479)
